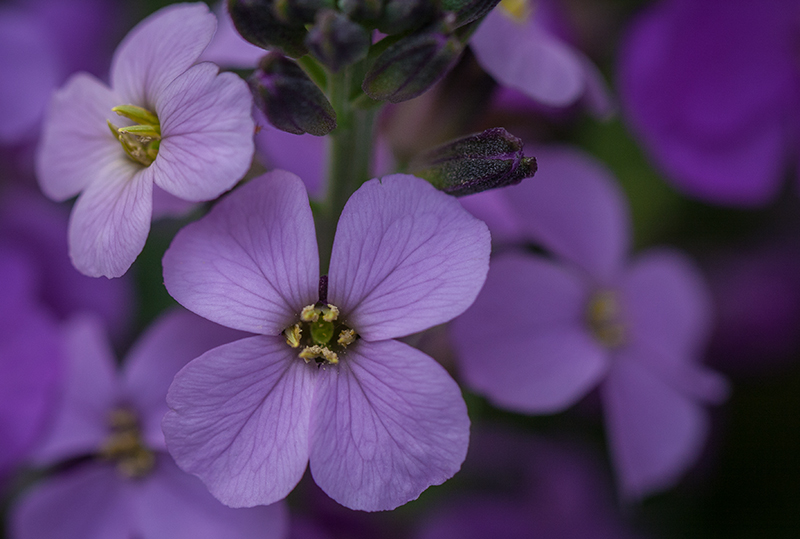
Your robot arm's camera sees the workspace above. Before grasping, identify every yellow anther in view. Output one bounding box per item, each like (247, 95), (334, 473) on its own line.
(337, 328), (356, 347)
(500, 0), (532, 22)
(322, 304), (339, 322)
(299, 345), (324, 362)
(301, 305), (320, 322)
(586, 290), (626, 348)
(284, 324), (302, 348)
(321, 348), (339, 365)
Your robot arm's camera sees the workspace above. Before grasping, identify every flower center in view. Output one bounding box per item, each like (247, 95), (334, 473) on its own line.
(283, 303), (358, 365)
(500, 0), (534, 22)
(586, 289), (626, 348)
(99, 407), (155, 479)
(107, 104), (161, 166)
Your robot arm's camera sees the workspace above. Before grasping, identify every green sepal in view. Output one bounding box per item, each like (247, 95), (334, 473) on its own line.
(112, 105), (159, 126)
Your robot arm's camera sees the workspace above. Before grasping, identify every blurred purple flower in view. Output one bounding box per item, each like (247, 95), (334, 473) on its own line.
(200, 1), (265, 69)
(453, 146), (729, 497)
(618, 0), (800, 205)
(161, 171), (489, 511)
(36, 2), (254, 278)
(470, 0), (613, 117)
(11, 309), (286, 539)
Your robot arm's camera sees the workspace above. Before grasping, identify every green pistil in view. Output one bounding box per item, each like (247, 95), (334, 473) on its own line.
(285, 303), (357, 365)
(108, 104), (161, 167)
(310, 319), (334, 344)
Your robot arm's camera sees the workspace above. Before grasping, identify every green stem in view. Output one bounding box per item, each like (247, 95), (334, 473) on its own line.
(316, 66), (378, 275)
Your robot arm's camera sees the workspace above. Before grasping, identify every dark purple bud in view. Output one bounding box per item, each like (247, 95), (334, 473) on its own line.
(441, 0), (501, 27)
(227, 0), (308, 57)
(362, 29), (463, 103)
(410, 127), (537, 196)
(250, 53), (337, 136)
(273, 0), (332, 24)
(305, 10), (371, 72)
(339, 0), (384, 23)
(377, 0), (437, 35)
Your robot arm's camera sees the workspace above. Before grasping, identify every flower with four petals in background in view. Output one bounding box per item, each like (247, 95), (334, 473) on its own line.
(36, 2), (254, 278)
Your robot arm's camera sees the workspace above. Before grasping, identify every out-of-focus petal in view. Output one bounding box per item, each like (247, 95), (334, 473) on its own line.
(36, 72), (124, 201)
(121, 309), (248, 450)
(255, 120), (328, 199)
(163, 171), (319, 335)
(133, 455), (288, 539)
(602, 354), (709, 498)
(309, 339), (469, 511)
(11, 462), (132, 539)
(68, 164), (152, 278)
(110, 3), (216, 106)
(31, 316), (118, 466)
(328, 175), (490, 341)
(452, 254), (608, 413)
(163, 336), (316, 508)
(154, 63), (254, 201)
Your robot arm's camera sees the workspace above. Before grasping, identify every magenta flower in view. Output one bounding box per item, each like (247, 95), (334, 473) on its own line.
(453, 146), (729, 497)
(162, 171), (490, 511)
(36, 2), (254, 278)
(11, 310), (286, 539)
(618, 0), (800, 205)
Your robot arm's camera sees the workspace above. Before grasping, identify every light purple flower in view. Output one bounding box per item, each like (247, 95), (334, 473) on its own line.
(470, 0), (613, 116)
(36, 2), (255, 278)
(452, 146), (729, 497)
(618, 0), (800, 205)
(161, 171), (490, 511)
(11, 309), (286, 539)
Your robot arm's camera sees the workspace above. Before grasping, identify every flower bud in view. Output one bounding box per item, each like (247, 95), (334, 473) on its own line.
(273, 0), (332, 24)
(227, 0), (308, 57)
(362, 29), (463, 103)
(377, 0), (437, 35)
(339, 0), (384, 23)
(441, 0), (501, 27)
(305, 9), (371, 72)
(410, 128), (537, 196)
(250, 53), (337, 136)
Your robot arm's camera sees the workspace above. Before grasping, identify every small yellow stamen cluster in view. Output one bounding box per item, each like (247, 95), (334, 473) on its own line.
(500, 0), (534, 22)
(586, 290), (626, 348)
(108, 104), (161, 166)
(283, 303), (356, 365)
(99, 408), (155, 479)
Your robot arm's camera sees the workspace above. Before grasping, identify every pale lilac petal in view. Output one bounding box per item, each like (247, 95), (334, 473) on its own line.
(163, 171), (318, 334)
(31, 316), (119, 466)
(122, 309), (249, 450)
(200, 1), (265, 69)
(68, 165), (153, 278)
(154, 63), (254, 201)
(11, 463), (132, 539)
(163, 336), (316, 507)
(452, 254), (608, 413)
(309, 339), (469, 511)
(471, 9), (585, 107)
(35, 72), (124, 201)
(328, 175), (490, 341)
(133, 455), (288, 539)
(602, 354), (709, 498)
(110, 3), (216, 106)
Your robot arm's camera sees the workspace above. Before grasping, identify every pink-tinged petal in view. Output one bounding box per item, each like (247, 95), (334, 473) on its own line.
(122, 309), (249, 450)
(11, 462), (132, 539)
(499, 146), (630, 281)
(163, 171), (318, 334)
(329, 175), (490, 341)
(471, 9), (585, 107)
(309, 339), (469, 511)
(31, 316), (119, 466)
(68, 165), (153, 278)
(110, 3), (216, 106)
(602, 354), (709, 498)
(622, 248), (712, 358)
(154, 63), (254, 201)
(200, 1), (265, 69)
(133, 455), (288, 539)
(452, 254), (608, 413)
(163, 336), (316, 507)
(36, 72), (124, 201)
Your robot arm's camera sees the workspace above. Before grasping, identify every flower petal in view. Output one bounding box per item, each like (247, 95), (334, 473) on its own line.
(36, 72), (124, 201)
(328, 175), (490, 341)
(163, 170), (319, 335)
(10, 462), (132, 539)
(452, 254), (608, 413)
(602, 353), (709, 498)
(309, 339), (469, 511)
(121, 309), (249, 450)
(110, 3), (216, 106)
(163, 336), (316, 508)
(68, 165), (153, 278)
(154, 63), (254, 201)
(133, 455), (288, 539)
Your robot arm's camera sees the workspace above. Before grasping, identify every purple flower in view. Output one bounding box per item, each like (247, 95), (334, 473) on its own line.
(452, 146), (729, 497)
(161, 171), (490, 511)
(617, 0), (800, 205)
(11, 310), (286, 539)
(36, 2), (255, 278)
(470, 0), (613, 116)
